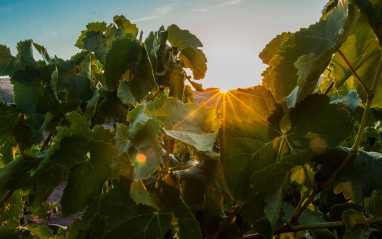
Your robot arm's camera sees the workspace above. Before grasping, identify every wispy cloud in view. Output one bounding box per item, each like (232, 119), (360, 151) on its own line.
(133, 0), (180, 22)
(195, 0), (243, 12)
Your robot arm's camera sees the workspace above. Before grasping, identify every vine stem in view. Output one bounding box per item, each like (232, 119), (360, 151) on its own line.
(238, 216), (382, 239)
(337, 50), (371, 97)
(0, 190), (14, 208)
(290, 57), (382, 224)
(211, 203), (242, 239)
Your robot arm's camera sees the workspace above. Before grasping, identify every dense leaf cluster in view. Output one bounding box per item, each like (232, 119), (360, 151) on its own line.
(1, 1), (382, 238)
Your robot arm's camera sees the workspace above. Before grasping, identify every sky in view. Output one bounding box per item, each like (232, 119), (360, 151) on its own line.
(0, 0), (327, 91)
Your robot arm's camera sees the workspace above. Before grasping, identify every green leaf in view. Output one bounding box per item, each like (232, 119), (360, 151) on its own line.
(179, 47), (207, 80)
(313, 147), (382, 204)
(53, 53), (92, 102)
(76, 21), (108, 49)
(90, 179), (173, 239)
(130, 180), (158, 209)
(96, 88), (129, 120)
(350, 0), (382, 46)
(0, 190), (23, 228)
(0, 40), (36, 77)
(26, 225), (53, 238)
(156, 176), (202, 239)
(330, 14), (382, 107)
(83, 31), (108, 62)
(220, 88), (354, 201)
(128, 94), (219, 152)
(13, 113), (44, 151)
(331, 90), (360, 111)
(0, 102), (19, 144)
(113, 15), (138, 38)
(259, 32), (293, 65)
(104, 37), (158, 97)
(33, 42), (52, 64)
(0, 141), (15, 168)
(60, 141), (114, 217)
(188, 79), (204, 92)
(167, 24), (203, 50)
(0, 226), (17, 239)
(264, 188), (282, 229)
(364, 190), (382, 216)
(129, 118), (162, 180)
(167, 66), (186, 100)
(66, 111), (91, 137)
(262, 3), (358, 106)
(11, 65), (58, 115)
(0, 154), (40, 195)
(342, 209), (368, 239)
(175, 160), (227, 209)
(50, 136), (89, 168)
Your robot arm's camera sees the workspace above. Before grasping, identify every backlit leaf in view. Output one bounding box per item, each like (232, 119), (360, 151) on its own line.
(0, 40), (36, 77)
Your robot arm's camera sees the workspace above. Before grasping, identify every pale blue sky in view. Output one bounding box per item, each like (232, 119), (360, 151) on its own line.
(0, 0), (327, 90)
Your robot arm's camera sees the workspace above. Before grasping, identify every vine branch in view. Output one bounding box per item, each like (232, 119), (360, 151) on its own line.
(211, 203), (242, 239)
(337, 50), (371, 97)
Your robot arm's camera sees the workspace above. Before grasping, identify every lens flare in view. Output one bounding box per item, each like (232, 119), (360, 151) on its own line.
(136, 154), (146, 163)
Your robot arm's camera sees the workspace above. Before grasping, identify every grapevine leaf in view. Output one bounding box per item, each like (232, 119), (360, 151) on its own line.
(313, 147), (382, 204)
(0, 190), (23, 228)
(96, 88), (129, 120)
(11, 65), (58, 115)
(264, 188), (282, 229)
(168, 66), (186, 99)
(128, 94), (218, 152)
(175, 160), (228, 209)
(33, 42), (51, 64)
(26, 225), (53, 238)
(53, 53), (92, 102)
(113, 15), (138, 38)
(0, 102), (19, 144)
(129, 118), (162, 180)
(259, 32), (293, 65)
(60, 141), (114, 217)
(13, 114), (44, 151)
(188, 79), (204, 92)
(241, 194), (272, 238)
(0, 154), (40, 195)
(83, 31), (108, 62)
(75, 21), (108, 49)
(112, 123), (134, 179)
(130, 180), (158, 209)
(331, 90), (360, 111)
(50, 136), (89, 168)
(0, 141), (15, 167)
(262, 3), (358, 106)
(66, 111), (91, 137)
(179, 47), (207, 80)
(90, 179), (173, 239)
(220, 87), (354, 201)
(104, 37), (158, 98)
(364, 190), (382, 216)
(167, 24), (203, 50)
(144, 31), (160, 71)
(0, 226), (17, 238)
(0, 40), (36, 77)
(330, 14), (382, 107)
(350, 0), (382, 45)
(156, 176), (202, 239)
(164, 130), (216, 152)
(342, 209), (368, 239)
(30, 153), (64, 206)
